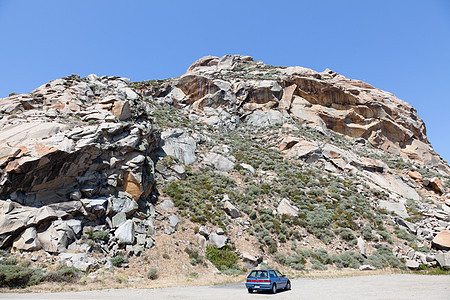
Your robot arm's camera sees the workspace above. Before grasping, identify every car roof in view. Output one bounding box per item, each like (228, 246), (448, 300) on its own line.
(250, 269), (276, 272)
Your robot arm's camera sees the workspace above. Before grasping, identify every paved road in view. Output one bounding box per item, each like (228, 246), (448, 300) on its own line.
(1, 274), (449, 300)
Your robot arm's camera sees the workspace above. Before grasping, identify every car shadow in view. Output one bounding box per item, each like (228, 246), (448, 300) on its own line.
(250, 289), (291, 296)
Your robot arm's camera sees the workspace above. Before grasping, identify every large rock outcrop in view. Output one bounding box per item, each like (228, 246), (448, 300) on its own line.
(0, 55), (449, 277)
(0, 75), (159, 252)
(140, 55), (448, 171)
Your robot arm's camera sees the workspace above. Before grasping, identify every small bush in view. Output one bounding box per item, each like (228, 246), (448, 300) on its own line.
(162, 253), (170, 259)
(92, 230), (109, 242)
(311, 258), (328, 270)
(274, 252), (306, 270)
(364, 246), (403, 269)
(185, 247), (204, 266)
(45, 267), (80, 282)
(332, 251), (364, 269)
(206, 246), (238, 271)
(0, 265), (44, 288)
(339, 228), (356, 241)
(147, 268), (158, 280)
(377, 230), (393, 244)
(360, 225), (378, 241)
(110, 255), (126, 267)
(0, 257), (18, 266)
(311, 249), (332, 265)
(394, 229), (415, 242)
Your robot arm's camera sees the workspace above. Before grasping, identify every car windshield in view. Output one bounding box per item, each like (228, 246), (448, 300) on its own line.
(248, 271), (268, 278)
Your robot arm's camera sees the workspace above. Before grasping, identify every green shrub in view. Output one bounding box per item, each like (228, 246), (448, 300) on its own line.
(332, 251), (364, 269)
(0, 265), (44, 288)
(360, 225), (378, 241)
(162, 253), (170, 259)
(394, 229), (415, 242)
(274, 252), (306, 270)
(311, 249), (332, 265)
(377, 230), (393, 243)
(411, 244), (430, 253)
(206, 246), (238, 271)
(185, 247), (204, 266)
(364, 246), (403, 269)
(311, 258), (328, 270)
(339, 228), (356, 241)
(110, 255), (126, 267)
(0, 257), (18, 266)
(147, 268), (158, 280)
(92, 230), (109, 242)
(45, 266), (80, 282)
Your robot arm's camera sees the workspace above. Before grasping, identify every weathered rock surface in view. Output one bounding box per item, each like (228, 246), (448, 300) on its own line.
(1, 56), (450, 275)
(405, 259), (420, 270)
(379, 200), (409, 219)
(161, 129), (196, 165)
(357, 237), (367, 257)
(170, 55), (449, 170)
(432, 230), (450, 250)
(209, 233), (227, 249)
(59, 252), (97, 272)
(12, 227), (41, 251)
(435, 253), (450, 268)
(114, 219), (135, 245)
(277, 198), (299, 217)
(224, 201), (240, 218)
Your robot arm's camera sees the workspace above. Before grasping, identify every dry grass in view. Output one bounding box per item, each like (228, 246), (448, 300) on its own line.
(0, 265), (406, 294)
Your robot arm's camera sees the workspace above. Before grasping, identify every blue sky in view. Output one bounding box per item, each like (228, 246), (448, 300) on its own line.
(0, 0), (449, 162)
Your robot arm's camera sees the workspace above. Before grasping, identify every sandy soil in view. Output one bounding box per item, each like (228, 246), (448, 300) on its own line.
(1, 274), (449, 300)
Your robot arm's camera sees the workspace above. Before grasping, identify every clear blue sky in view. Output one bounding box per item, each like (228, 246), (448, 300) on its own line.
(1, 0), (449, 162)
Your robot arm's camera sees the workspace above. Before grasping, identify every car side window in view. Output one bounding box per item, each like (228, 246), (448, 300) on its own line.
(275, 270), (282, 277)
(269, 270), (277, 278)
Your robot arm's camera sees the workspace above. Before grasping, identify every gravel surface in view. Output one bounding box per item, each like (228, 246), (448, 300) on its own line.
(1, 274), (449, 300)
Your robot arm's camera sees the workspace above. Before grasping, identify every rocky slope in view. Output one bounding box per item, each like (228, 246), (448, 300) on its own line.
(0, 55), (449, 285)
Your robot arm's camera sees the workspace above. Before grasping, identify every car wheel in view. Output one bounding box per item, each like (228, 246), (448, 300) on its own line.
(248, 288), (253, 293)
(271, 283), (277, 294)
(285, 281), (291, 290)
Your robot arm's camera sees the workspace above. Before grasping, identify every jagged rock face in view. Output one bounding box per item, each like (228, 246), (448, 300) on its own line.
(0, 74), (159, 251)
(144, 55), (446, 170)
(0, 55), (449, 275)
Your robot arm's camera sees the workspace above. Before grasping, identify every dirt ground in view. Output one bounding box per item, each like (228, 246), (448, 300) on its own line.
(1, 274), (449, 300)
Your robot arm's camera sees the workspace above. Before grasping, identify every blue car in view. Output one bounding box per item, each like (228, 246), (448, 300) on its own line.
(245, 269), (291, 294)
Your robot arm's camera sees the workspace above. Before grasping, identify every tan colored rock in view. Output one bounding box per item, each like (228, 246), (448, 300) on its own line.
(279, 84), (297, 110)
(195, 233), (207, 251)
(432, 230), (450, 250)
(408, 170), (422, 181)
(12, 227), (41, 251)
(37, 220), (73, 253)
(365, 172), (421, 201)
(176, 75), (219, 104)
(187, 55), (219, 72)
(427, 177), (446, 195)
(120, 172), (142, 201)
(111, 100), (131, 120)
(278, 136), (300, 151)
(283, 139), (319, 160)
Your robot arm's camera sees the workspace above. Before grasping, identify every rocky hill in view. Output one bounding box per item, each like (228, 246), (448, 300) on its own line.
(0, 55), (449, 287)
